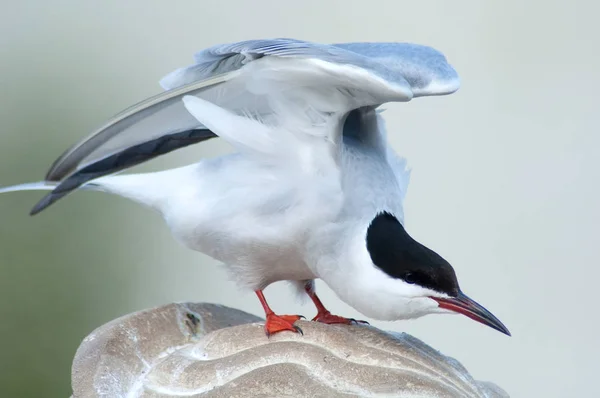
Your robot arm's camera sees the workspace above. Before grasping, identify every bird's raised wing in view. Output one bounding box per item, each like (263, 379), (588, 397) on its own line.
(32, 38), (459, 214)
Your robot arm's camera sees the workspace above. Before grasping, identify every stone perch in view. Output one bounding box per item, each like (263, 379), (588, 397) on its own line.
(70, 303), (508, 397)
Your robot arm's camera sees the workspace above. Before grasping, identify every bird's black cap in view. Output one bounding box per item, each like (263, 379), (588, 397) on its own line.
(366, 211), (460, 297)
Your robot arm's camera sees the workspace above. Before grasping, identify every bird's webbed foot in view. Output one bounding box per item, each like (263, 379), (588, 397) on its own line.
(264, 313), (304, 337)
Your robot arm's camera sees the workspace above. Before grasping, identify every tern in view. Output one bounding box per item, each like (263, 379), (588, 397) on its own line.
(1, 38), (510, 336)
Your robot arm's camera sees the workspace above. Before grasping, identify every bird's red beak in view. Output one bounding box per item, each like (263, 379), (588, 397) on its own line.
(431, 291), (510, 336)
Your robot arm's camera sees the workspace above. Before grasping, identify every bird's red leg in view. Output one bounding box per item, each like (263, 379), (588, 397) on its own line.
(304, 284), (369, 325)
(255, 290), (304, 337)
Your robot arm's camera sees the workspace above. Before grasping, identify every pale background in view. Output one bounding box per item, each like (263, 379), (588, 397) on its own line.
(0, 1), (597, 397)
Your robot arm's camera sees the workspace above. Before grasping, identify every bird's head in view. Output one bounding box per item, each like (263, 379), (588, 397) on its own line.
(338, 211), (510, 335)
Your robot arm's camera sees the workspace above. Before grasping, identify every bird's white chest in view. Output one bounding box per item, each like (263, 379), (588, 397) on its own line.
(160, 162), (340, 289)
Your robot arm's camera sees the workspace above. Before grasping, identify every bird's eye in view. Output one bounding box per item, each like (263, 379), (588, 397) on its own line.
(403, 271), (432, 286)
(404, 272), (418, 284)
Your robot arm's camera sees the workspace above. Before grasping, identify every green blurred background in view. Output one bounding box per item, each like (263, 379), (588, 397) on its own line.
(1, 1), (598, 397)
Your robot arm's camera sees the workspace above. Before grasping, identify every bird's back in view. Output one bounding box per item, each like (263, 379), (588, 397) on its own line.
(338, 109), (410, 225)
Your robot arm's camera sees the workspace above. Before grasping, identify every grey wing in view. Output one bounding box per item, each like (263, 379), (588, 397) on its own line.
(46, 39), (375, 182)
(332, 42), (460, 97)
(34, 38), (459, 214)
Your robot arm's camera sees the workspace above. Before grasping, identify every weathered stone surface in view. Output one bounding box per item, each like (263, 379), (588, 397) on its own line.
(71, 303), (508, 397)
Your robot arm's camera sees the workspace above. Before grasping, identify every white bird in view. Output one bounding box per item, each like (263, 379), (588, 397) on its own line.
(1, 38), (509, 336)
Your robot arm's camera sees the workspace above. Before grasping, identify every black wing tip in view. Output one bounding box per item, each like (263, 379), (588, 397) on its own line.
(30, 194), (58, 216)
(30, 128), (219, 216)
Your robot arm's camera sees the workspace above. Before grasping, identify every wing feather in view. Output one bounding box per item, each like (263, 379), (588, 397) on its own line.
(36, 38), (459, 213)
